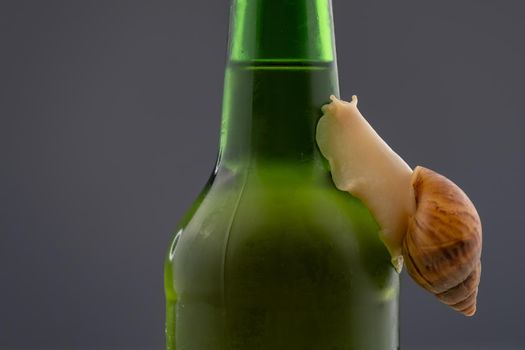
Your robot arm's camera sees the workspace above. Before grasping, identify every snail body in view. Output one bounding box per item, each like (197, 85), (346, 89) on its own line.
(316, 95), (482, 316)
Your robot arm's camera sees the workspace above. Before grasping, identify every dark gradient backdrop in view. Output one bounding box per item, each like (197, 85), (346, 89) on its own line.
(0, 1), (524, 349)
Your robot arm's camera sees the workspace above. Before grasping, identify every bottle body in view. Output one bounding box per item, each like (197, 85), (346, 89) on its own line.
(165, 171), (398, 349)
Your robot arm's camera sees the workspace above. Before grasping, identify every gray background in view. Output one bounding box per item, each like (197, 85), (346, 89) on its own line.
(0, 0), (523, 349)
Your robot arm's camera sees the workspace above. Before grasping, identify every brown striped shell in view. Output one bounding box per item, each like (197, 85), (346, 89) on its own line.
(402, 166), (482, 316)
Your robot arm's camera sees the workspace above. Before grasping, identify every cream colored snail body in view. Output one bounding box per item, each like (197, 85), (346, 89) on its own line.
(316, 95), (482, 316)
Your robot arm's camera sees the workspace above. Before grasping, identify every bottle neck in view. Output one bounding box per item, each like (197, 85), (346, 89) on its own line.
(218, 0), (339, 172)
(228, 0), (336, 62)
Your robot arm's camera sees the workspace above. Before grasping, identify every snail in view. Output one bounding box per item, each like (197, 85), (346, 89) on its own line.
(316, 95), (482, 316)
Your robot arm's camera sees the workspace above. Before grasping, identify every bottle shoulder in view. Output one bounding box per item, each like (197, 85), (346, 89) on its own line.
(177, 164), (380, 236)
(166, 165), (398, 297)
(171, 166), (391, 267)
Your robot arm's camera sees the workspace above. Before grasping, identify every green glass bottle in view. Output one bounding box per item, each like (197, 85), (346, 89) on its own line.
(164, 0), (399, 349)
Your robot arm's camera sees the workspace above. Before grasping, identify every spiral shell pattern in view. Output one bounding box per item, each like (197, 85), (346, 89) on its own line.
(403, 166), (482, 316)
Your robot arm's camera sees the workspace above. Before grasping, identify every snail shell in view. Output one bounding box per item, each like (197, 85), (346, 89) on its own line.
(403, 166), (482, 316)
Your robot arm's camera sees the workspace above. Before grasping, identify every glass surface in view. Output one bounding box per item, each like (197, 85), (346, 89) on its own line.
(229, 0), (335, 62)
(165, 1), (399, 349)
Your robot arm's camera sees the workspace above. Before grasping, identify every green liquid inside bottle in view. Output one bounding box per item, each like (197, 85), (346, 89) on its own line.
(165, 1), (399, 349)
